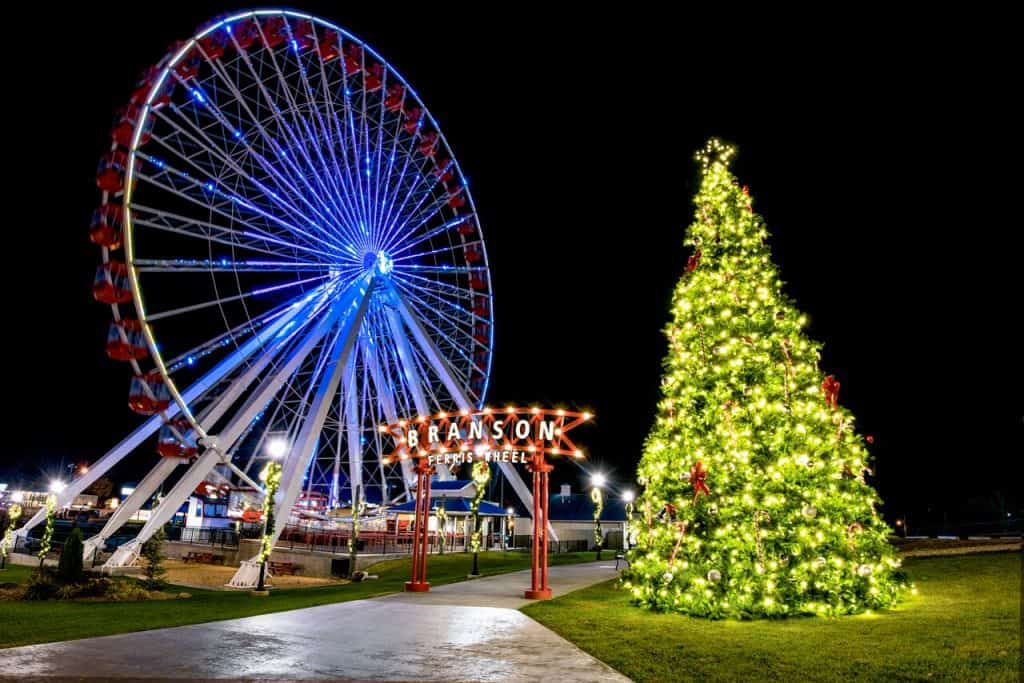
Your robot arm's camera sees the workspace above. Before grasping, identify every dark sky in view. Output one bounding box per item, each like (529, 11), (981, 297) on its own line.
(5, 4), (1020, 524)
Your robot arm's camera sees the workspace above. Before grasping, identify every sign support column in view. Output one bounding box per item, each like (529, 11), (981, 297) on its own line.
(525, 453), (554, 600)
(405, 459), (433, 592)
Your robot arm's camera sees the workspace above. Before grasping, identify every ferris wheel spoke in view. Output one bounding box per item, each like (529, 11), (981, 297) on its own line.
(130, 164), (348, 262)
(386, 214), (476, 260)
(148, 102), (338, 246)
(144, 274), (331, 323)
(219, 35), (364, 244)
(133, 258), (331, 273)
(381, 190), (457, 255)
(376, 162), (441, 252)
(239, 34), (361, 241)
(134, 146), (344, 258)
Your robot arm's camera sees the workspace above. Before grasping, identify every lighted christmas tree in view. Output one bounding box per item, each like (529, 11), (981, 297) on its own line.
(625, 139), (908, 618)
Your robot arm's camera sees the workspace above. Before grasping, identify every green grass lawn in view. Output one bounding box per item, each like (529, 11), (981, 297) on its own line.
(523, 553), (1022, 682)
(0, 550), (593, 648)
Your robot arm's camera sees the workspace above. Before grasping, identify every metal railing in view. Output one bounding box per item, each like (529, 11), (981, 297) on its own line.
(165, 526), (239, 548)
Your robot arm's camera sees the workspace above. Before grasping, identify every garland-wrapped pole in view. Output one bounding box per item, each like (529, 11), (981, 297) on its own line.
(348, 485), (364, 577)
(591, 486), (605, 560)
(436, 497), (447, 555)
(1, 503), (22, 569)
(38, 495), (56, 570)
(469, 460), (490, 577)
(257, 461), (282, 592)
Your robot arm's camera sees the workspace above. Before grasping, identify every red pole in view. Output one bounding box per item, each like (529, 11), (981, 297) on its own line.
(405, 460), (431, 592)
(419, 470), (433, 584)
(525, 455), (552, 599)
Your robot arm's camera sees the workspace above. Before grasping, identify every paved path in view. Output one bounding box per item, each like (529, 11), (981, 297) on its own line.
(1, 561), (628, 682)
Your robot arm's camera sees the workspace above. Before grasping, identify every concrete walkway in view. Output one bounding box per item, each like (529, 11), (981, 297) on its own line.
(1, 561), (629, 682)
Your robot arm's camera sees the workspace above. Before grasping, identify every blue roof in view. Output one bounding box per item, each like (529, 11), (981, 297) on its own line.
(547, 493), (627, 522)
(389, 498), (507, 516)
(429, 480), (473, 492)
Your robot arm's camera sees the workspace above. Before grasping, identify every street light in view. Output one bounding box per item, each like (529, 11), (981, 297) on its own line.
(265, 436), (289, 459)
(591, 472), (607, 489)
(49, 480), (66, 494)
(622, 490), (635, 504)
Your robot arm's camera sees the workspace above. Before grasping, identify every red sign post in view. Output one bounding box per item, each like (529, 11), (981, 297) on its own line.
(383, 407), (592, 598)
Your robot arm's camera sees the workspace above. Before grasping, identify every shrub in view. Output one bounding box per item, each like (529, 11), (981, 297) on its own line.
(57, 528), (85, 584)
(24, 574), (59, 601)
(140, 528), (167, 590)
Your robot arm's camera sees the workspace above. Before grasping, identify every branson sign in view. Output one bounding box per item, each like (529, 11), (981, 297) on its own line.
(381, 406), (592, 466)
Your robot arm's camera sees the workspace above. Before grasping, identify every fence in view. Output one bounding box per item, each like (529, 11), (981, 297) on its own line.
(512, 535), (588, 553)
(165, 526), (239, 548)
(276, 524), (513, 555)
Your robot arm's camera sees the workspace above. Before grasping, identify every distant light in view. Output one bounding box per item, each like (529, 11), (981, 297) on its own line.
(109, 497), (120, 509)
(506, 507), (515, 515)
(121, 486), (136, 497)
(49, 480), (67, 494)
(591, 473), (607, 489)
(266, 436), (289, 459)
(79, 465), (89, 475)
(11, 491), (24, 503)
(622, 490), (635, 503)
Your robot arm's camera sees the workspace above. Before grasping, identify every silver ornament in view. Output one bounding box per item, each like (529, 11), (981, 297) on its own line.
(681, 471), (692, 482)
(802, 505), (818, 519)
(857, 564), (873, 577)
(663, 572), (674, 583)
(813, 556), (826, 569)
(707, 569), (722, 582)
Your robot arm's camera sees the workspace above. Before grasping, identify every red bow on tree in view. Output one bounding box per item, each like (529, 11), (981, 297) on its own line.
(822, 375), (840, 409)
(686, 250), (702, 273)
(690, 460), (709, 502)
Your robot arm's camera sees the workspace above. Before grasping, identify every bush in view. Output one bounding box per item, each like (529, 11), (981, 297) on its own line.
(57, 528), (85, 584)
(24, 574), (59, 601)
(140, 528), (167, 590)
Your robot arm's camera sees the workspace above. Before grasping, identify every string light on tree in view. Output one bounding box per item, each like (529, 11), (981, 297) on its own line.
(624, 139), (909, 619)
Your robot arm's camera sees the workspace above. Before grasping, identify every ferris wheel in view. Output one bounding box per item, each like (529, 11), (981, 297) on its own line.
(18, 9), (536, 580)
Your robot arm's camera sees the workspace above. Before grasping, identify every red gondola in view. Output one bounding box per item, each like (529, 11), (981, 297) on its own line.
(418, 131), (438, 157)
(464, 243), (482, 262)
(318, 29), (339, 60)
(472, 296), (489, 317)
(473, 323), (489, 344)
(403, 107), (422, 134)
(432, 158), (453, 183)
(447, 185), (466, 208)
(173, 44), (201, 81)
(457, 218), (475, 235)
(385, 84), (404, 111)
(198, 31), (227, 60)
(106, 319), (148, 361)
(470, 375), (485, 395)
(469, 275), (486, 290)
(113, 103), (153, 148)
(157, 417), (198, 459)
(292, 19), (315, 50)
(365, 62), (384, 92)
(260, 16), (286, 48)
(344, 44), (363, 75)
(89, 204), (124, 249)
(234, 20), (259, 50)
(96, 149), (127, 194)
(92, 261), (132, 304)
(128, 372), (172, 415)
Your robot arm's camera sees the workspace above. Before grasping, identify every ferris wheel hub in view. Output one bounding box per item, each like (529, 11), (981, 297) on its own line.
(364, 250), (393, 276)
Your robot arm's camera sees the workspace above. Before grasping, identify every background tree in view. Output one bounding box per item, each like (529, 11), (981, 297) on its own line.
(625, 139), (907, 618)
(57, 527), (85, 583)
(140, 527), (167, 590)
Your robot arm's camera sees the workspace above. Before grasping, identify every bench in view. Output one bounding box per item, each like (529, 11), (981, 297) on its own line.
(182, 551), (225, 565)
(269, 561), (299, 576)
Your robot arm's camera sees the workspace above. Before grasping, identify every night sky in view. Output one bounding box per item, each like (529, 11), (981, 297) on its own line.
(6, 5), (1020, 528)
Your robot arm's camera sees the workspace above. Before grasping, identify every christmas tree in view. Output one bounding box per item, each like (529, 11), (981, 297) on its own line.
(625, 139), (908, 618)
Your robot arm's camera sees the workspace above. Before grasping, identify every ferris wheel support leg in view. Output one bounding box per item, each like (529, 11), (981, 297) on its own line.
(364, 341), (414, 499)
(383, 306), (453, 482)
(389, 286), (556, 540)
(229, 278), (373, 587)
(343, 351), (364, 502)
(83, 456), (185, 562)
(102, 285), (356, 570)
(21, 287), (320, 540)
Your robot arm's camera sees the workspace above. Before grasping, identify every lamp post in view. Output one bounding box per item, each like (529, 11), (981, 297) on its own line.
(622, 490), (635, 550)
(591, 473), (606, 560)
(256, 437), (287, 593)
